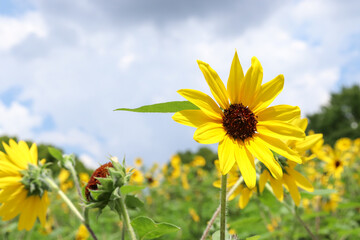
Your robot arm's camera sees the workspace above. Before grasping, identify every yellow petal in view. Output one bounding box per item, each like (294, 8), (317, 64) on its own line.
(193, 122), (226, 144)
(227, 51), (244, 104)
(0, 160), (22, 177)
(38, 193), (49, 226)
(235, 143), (256, 189)
(286, 168), (314, 192)
(0, 176), (22, 188)
(257, 134), (302, 163)
(19, 141), (33, 165)
(177, 89), (223, 119)
(30, 143), (38, 165)
(172, 110), (217, 128)
(283, 174), (301, 206)
(3, 141), (27, 169)
(218, 135), (236, 175)
(259, 170), (269, 193)
(292, 118), (308, 131)
(239, 187), (252, 209)
(257, 105), (300, 122)
(251, 74), (284, 112)
(246, 137), (283, 179)
(0, 182), (23, 201)
(18, 196), (37, 231)
(257, 120), (305, 140)
(241, 57), (263, 106)
(295, 134), (323, 153)
(197, 60), (229, 109)
(269, 177), (284, 201)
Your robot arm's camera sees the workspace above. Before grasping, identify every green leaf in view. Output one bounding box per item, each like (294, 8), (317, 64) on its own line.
(125, 195), (144, 209)
(131, 216), (180, 240)
(48, 147), (63, 161)
(120, 185), (145, 195)
(301, 189), (337, 198)
(114, 101), (199, 113)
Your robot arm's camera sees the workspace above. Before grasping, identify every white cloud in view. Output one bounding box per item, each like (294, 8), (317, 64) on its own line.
(79, 154), (98, 169)
(0, 101), (42, 137)
(0, 12), (47, 51)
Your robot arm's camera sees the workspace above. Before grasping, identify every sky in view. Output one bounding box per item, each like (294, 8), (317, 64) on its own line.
(0, 0), (359, 169)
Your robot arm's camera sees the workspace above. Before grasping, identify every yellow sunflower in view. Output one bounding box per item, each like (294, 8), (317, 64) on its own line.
(173, 51), (304, 188)
(259, 161), (313, 206)
(0, 140), (49, 230)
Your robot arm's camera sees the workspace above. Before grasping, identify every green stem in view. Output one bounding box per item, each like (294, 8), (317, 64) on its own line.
(45, 177), (98, 240)
(117, 197), (137, 240)
(45, 177), (84, 222)
(283, 203), (318, 240)
(200, 176), (243, 240)
(66, 163), (83, 201)
(220, 174), (227, 240)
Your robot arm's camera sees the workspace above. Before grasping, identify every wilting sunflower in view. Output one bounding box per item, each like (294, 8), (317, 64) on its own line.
(173, 51), (304, 188)
(0, 140), (50, 230)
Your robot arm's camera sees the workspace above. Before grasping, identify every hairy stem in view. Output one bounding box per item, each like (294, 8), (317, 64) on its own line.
(220, 174), (227, 240)
(117, 197), (137, 240)
(200, 176), (243, 240)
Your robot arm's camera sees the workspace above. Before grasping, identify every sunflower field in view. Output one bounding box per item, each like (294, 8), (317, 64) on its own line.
(0, 53), (359, 240)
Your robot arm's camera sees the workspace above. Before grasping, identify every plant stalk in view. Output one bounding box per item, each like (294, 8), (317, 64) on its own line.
(118, 197), (137, 240)
(200, 176), (243, 240)
(45, 177), (98, 240)
(220, 174), (227, 240)
(284, 203), (318, 240)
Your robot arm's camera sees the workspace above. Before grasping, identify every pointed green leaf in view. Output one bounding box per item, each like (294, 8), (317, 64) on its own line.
(131, 216), (180, 240)
(120, 185), (145, 195)
(114, 101), (199, 113)
(125, 195), (144, 209)
(48, 147), (63, 161)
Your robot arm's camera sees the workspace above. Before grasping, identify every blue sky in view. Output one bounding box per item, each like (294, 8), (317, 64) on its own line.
(0, 0), (359, 168)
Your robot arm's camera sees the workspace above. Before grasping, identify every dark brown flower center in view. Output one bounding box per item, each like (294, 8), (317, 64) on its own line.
(85, 162), (113, 201)
(222, 103), (258, 141)
(335, 160), (341, 168)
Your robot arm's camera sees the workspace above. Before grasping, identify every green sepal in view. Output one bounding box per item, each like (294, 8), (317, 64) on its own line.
(131, 216), (180, 240)
(114, 101), (199, 113)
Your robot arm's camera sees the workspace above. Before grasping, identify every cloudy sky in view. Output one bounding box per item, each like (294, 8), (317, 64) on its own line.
(0, 0), (359, 168)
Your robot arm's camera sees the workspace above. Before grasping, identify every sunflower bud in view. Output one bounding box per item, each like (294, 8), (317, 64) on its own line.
(84, 159), (131, 211)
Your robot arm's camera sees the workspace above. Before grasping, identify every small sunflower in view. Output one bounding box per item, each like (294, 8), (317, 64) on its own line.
(173, 51), (304, 188)
(0, 140), (50, 230)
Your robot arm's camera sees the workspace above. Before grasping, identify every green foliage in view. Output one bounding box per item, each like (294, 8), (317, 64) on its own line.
(307, 84), (360, 145)
(120, 185), (146, 195)
(131, 216), (180, 240)
(114, 101), (199, 113)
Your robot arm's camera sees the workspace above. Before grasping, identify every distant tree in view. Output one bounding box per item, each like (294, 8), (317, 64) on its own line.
(0, 135), (91, 176)
(307, 84), (360, 145)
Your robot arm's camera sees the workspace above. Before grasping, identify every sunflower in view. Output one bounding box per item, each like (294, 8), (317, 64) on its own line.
(173, 51), (304, 188)
(259, 161), (313, 206)
(0, 140), (49, 230)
